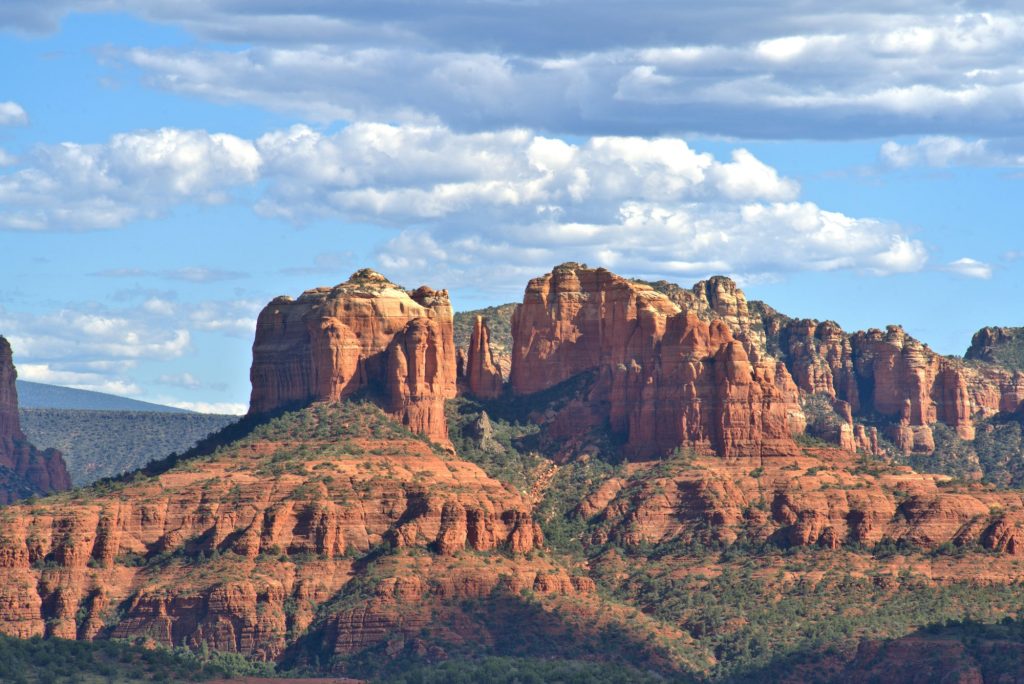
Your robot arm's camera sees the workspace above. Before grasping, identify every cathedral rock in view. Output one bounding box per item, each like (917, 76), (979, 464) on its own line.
(509, 263), (807, 459)
(248, 270), (457, 445)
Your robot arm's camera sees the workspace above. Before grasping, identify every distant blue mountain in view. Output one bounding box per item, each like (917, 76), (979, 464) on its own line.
(15, 380), (192, 413)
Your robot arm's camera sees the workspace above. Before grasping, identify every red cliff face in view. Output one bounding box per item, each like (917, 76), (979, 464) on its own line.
(463, 316), (503, 399)
(0, 337), (71, 504)
(509, 264), (805, 459)
(248, 270), (457, 444)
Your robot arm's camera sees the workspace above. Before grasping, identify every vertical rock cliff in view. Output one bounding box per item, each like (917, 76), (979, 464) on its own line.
(463, 316), (503, 399)
(509, 264), (806, 459)
(248, 270), (457, 444)
(0, 337), (71, 503)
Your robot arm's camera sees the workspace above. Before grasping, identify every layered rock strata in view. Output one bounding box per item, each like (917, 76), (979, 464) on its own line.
(0, 337), (71, 503)
(584, 449), (1024, 555)
(0, 404), (548, 656)
(248, 270), (457, 444)
(509, 264), (806, 459)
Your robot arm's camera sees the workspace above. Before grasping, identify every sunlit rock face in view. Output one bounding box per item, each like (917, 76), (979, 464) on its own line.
(510, 263), (806, 459)
(248, 270), (457, 444)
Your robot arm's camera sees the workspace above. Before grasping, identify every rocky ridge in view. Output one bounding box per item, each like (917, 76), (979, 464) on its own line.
(0, 337), (71, 503)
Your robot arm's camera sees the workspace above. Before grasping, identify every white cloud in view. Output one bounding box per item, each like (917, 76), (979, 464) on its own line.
(880, 136), (1014, 168)
(0, 121), (925, 284)
(0, 102), (28, 126)
(73, 8), (1024, 139)
(0, 292), (262, 405)
(945, 257), (993, 279)
(8, 5), (1024, 138)
(17, 363), (142, 396)
(188, 299), (262, 336)
(159, 400), (247, 415)
(143, 297), (176, 315)
(0, 128), (260, 230)
(250, 123), (921, 284)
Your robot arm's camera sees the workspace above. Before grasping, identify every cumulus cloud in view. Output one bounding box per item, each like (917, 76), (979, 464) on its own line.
(944, 257), (993, 279)
(0, 121), (925, 283)
(250, 123), (923, 284)
(0, 128), (260, 230)
(0, 102), (28, 126)
(2, 309), (191, 361)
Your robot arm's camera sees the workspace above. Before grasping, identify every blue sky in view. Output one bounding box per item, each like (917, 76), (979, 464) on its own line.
(1, 3), (1022, 413)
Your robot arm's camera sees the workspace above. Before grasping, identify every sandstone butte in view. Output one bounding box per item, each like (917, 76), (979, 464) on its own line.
(3, 264), (1024, 678)
(0, 336), (71, 504)
(248, 269), (457, 446)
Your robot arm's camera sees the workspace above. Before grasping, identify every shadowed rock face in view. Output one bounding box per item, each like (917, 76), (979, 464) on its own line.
(0, 337), (71, 503)
(509, 264), (806, 459)
(0, 338), (22, 443)
(248, 270), (457, 445)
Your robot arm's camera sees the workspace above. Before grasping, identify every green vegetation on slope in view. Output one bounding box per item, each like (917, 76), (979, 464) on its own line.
(0, 635), (275, 683)
(19, 409), (237, 485)
(965, 327), (1024, 371)
(899, 417), (1024, 487)
(386, 656), (669, 683)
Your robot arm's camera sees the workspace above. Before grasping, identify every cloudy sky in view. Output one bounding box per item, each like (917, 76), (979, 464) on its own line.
(1, 2), (1022, 413)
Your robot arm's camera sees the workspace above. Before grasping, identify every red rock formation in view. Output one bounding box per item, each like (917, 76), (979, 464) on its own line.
(585, 449), (1024, 554)
(248, 271), (456, 444)
(510, 264), (806, 459)
(0, 337), (71, 504)
(0, 403), (553, 659)
(767, 316), (1024, 454)
(464, 316), (503, 399)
